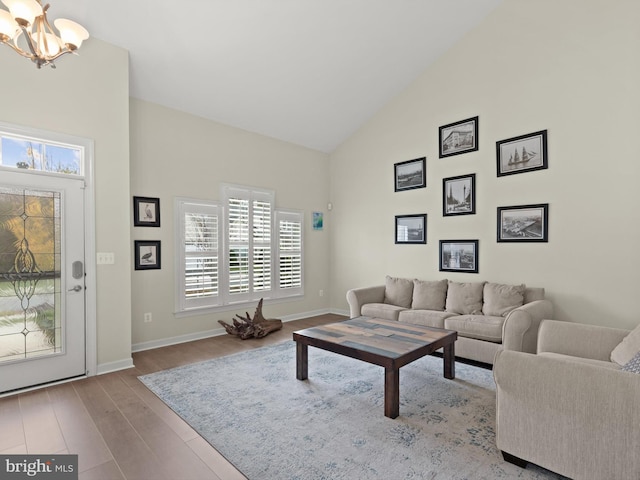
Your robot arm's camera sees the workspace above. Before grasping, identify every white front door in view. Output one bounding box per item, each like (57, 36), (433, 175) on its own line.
(0, 170), (86, 393)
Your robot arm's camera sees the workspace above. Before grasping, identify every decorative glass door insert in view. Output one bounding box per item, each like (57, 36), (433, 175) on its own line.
(0, 187), (62, 364)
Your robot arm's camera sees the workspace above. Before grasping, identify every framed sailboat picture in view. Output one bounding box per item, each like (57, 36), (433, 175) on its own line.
(496, 130), (548, 177)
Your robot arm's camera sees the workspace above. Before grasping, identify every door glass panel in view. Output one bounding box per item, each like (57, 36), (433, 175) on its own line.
(0, 187), (62, 364)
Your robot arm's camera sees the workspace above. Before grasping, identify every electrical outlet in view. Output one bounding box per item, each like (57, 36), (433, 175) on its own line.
(144, 312), (152, 323)
(319, 290), (324, 297)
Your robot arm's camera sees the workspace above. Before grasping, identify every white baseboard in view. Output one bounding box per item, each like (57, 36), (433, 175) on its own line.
(96, 357), (135, 375)
(131, 308), (347, 353)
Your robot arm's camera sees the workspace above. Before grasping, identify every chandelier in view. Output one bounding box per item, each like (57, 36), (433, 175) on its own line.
(0, 0), (88, 69)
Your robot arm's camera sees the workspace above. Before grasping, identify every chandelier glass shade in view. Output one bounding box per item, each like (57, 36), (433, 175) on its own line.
(0, 0), (89, 68)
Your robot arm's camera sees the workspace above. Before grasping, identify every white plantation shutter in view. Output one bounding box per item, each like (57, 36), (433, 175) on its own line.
(276, 211), (303, 296)
(176, 199), (220, 311)
(253, 199), (272, 291)
(222, 185), (274, 303)
(228, 196), (250, 294)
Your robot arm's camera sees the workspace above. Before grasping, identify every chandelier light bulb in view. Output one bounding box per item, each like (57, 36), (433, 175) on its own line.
(0, 8), (18, 39)
(1, 0), (42, 27)
(54, 18), (88, 50)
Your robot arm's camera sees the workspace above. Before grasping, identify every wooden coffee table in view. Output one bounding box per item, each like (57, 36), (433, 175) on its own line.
(292, 316), (457, 418)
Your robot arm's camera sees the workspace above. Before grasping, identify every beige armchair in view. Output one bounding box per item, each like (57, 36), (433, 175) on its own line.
(493, 320), (640, 480)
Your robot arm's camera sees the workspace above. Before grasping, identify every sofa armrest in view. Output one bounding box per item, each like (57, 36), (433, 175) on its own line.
(537, 319), (630, 361)
(346, 285), (385, 318)
(502, 299), (553, 353)
(493, 350), (640, 479)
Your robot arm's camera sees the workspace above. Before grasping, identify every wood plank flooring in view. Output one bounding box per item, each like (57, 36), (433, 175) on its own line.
(0, 314), (344, 480)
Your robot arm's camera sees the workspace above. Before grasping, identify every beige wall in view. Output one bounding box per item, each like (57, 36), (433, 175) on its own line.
(0, 39), (133, 367)
(129, 99), (331, 347)
(329, 0), (640, 330)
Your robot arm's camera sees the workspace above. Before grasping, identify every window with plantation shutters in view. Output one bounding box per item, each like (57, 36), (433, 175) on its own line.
(276, 211), (303, 296)
(175, 187), (304, 316)
(222, 185), (274, 304)
(176, 199), (221, 312)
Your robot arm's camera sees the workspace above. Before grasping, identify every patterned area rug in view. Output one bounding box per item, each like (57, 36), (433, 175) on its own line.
(139, 342), (564, 480)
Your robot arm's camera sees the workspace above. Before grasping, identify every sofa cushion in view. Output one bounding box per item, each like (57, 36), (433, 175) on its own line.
(482, 282), (525, 317)
(411, 279), (448, 311)
(361, 303), (406, 322)
(445, 314), (504, 343)
(611, 323), (640, 366)
(398, 309), (456, 329)
(622, 351), (640, 374)
(539, 352), (622, 370)
(383, 275), (413, 308)
(445, 281), (485, 315)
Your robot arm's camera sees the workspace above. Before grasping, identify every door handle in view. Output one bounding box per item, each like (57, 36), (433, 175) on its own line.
(68, 285), (83, 292)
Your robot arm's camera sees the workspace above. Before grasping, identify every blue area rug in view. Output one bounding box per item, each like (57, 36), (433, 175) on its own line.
(139, 342), (564, 479)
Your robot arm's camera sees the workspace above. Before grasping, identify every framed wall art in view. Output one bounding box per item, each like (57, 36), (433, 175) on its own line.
(133, 196), (160, 227)
(313, 211), (324, 230)
(395, 214), (427, 244)
(134, 240), (161, 270)
(496, 130), (548, 177)
(497, 204), (549, 242)
(394, 157), (426, 192)
(439, 116), (478, 158)
(443, 173), (476, 216)
(439, 240), (478, 273)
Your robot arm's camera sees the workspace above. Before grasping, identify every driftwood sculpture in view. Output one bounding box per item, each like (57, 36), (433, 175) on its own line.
(218, 298), (283, 339)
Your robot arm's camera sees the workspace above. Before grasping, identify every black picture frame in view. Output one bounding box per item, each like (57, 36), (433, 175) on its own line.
(443, 173), (476, 216)
(439, 240), (479, 273)
(134, 240), (161, 270)
(439, 116), (479, 158)
(496, 130), (548, 177)
(133, 196), (161, 227)
(395, 214), (427, 244)
(497, 204), (549, 243)
(394, 157), (426, 192)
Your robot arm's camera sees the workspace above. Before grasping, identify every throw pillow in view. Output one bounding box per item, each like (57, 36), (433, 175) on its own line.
(482, 282), (526, 317)
(622, 351), (640, 374)
(611, 322), (640, 366)
(412, 279), (448, 311)
(383, 275), (413, 308)
(445, 281), (485, 315)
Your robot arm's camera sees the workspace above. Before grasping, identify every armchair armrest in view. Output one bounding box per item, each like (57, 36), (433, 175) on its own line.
(502, 299), (553, 353)
(537, 319), (630, 361)
(493, 350), (640, 479)
(346, 285), (385, 318)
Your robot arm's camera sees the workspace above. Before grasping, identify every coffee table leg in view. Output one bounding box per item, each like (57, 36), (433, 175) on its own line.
(443, 341), (455, 379)
(384, 367), (400, 419)
(296, 342), (308, 380)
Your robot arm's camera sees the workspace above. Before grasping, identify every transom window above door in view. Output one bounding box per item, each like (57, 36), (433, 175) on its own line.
(0, 131), (84, 176)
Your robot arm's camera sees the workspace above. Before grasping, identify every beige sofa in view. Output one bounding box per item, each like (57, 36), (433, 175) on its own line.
(346, 276), (553, 365)
(493, 320), (640, 479)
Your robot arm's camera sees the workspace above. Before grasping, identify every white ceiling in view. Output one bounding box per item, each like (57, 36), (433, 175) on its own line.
(50, 0), (503, 153)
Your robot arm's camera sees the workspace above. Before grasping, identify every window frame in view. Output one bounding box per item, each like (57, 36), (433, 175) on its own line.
(175, 188), (305, 317)
(174, 198), (222, 313)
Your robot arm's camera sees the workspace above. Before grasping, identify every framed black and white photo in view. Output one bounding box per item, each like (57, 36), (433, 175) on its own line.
(439, 116), (478, 158)
(395, 214), (427, 244)
(394, 157), (426, 192)
(497, 204), (549, 242)
(443, 173), (476, 216)
(439, 240), (478, 273)
(133, 196), (160, 227)
(134, 240), (161, 270)
(496, 130), (548, 177)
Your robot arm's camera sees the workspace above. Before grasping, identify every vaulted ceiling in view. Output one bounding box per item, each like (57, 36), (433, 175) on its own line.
(51, 0), (503, 152)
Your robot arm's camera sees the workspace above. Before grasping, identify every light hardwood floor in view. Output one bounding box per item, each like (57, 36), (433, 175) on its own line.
(0, 314), (345, 480)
